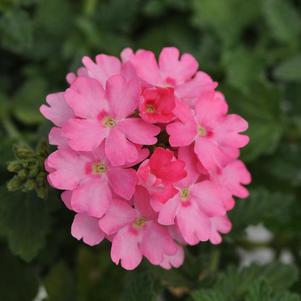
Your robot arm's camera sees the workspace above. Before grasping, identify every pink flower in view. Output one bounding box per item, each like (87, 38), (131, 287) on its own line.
(137, 147), (186, 206)
(71, 213), (105, 246)
(40, 47), (251, 270)
(46, 146), (137, 218)
(139, 87), (176, 123)
(210, 160), (252, 210)
(122, 47), (217, 105)
(40, 92), (74, 127)
(99, 188), (178, 270)
(167, 91), (249, 170)
(156, 146), (227, 245)
(62, 70), (160, 166)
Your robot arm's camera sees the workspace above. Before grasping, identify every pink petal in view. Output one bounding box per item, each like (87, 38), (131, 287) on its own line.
(190, 181), (226, 216)
(105, 75), (140, 119)
(158, 194), (179, 225)
(82, 55), (121, 87)
(118, 118), (160, 145)
(120, 48), (134, 62)
(176, 71), (218, 106)
(71, 213), (105, 246)
(49, 127), (68, 149)
(176, 202), (211, 245)
(40, 92), (74, 126)
(160, 244), (184, 269)
(194, 137), (231, 170)
(141, 222), (177, 265)
(107, 167), (137, 200)
(64, 77), (106, 119)
(129, 50), (162, 86)
(62, 118), (107, 151)
(195, 91), (228, 126)
(215, 114), (249, 148)
(177, 146), (200, 187)
(61, 190), (72, 210)
(215, 160), (251, 198)
(134, 186), (157, 220)
(105, 127), (138, 166)
(159, 47), (198, 85)
(167, 121), (196, 147)
(71, 178), (111, 218)
(111, 226), (142, 270)
(99, 198), (136, 235)
(47, 149), (87, 190)
(209, 216), (232, 245)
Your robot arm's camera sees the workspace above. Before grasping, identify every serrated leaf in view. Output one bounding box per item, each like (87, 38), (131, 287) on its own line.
(230, 187), (295, 232)
(0, 250), (39, 301)
(224, 83), (284, 161)
(274, 54), (301, 82)
(192, 290), (226, 301)
(120, 269), (160, 301)
(0, 186), (51, 261)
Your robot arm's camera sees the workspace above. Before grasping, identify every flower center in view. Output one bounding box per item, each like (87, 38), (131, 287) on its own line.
(180, 188), (189, 201)
(92, 162), (107, 175)
(133, 217), (146, 229)
(103, 116), (116, 128)
(198, 126), (207, 137)
(146, 104), (155, 113)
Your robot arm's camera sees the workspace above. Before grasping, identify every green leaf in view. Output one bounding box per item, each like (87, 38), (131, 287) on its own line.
(230, 187), (295, 232)
(246, 281), (301, 301)
(12, 77), (46, 124)
(192, 290), (226, 301)
(262, 0), (301, 45)
(0, 8), (33, 53)
(0, 186), (51, 261)
(191, 0), (260, 46)
(274, 54), (301, 82)
(222, 47), (265, 92)
(44, 262), (75, 301)
(120, 269), (160, 301)
(224, 83), (284, 161)
(0, 250), (39, 301)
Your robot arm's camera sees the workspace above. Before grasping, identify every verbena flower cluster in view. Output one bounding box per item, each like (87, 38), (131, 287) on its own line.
(40, 47), (251, 270)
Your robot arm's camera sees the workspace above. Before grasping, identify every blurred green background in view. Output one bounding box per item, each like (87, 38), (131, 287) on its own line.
(0, 0), (301, 300)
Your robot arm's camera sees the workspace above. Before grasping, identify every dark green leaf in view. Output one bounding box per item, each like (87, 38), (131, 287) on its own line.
(0, 186), (51, 261)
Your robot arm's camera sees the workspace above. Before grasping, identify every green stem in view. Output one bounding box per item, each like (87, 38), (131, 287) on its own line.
(83, 0), (98, 16)
(1, 114), (26, 144)
(209, 249), (220, 274)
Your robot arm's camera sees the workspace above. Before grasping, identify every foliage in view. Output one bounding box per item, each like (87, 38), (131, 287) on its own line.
(0, 0), (300, 300)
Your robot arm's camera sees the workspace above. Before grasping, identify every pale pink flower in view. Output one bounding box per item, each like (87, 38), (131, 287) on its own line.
(40, 92), (74, 127)
(167, 92), (249, 170)
(62, 69), (160, 166)
(122, 47), (217, 105)
(210, 160), (252, 210)
(71, 213), (105, 246)
(99, 188), (178, 270)
(46, 146), (137, 218)
(156, 146), (227, 245)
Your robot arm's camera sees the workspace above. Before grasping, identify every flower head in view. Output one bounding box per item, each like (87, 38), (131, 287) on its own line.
(40, 47), (251, 270)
